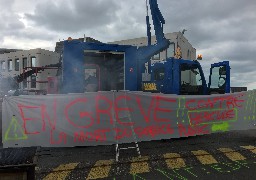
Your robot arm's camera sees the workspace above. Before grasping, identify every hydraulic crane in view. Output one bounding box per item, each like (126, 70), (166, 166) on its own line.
(137, 0), (170, 60)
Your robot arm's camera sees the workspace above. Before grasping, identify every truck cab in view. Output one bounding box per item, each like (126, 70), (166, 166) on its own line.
(142, 58), (230, 95)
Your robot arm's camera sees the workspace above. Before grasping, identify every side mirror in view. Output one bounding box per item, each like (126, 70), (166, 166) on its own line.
(218, 77), (226, 88)
(219, 66), (226, 75)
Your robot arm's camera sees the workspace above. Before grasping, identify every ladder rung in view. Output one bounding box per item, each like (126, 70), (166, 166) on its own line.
(119, 147), (137, 150)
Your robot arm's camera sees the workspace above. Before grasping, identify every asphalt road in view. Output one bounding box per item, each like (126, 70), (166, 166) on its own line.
(34, 130), (256, 180)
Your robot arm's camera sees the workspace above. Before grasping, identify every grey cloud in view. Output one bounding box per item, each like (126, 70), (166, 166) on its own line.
(20, 28), (55, 41)
(25, 0), (120, 32)
(1, 19), (25, 34)
(0, 2), (25, 43)
(0, 0), (25, 34)
(0, 15), (54, 42)
(161, 0), (256, 46)
(230, 71), (256, 87)
(229, 60), (256, 74)
(0, 0), (15, 12)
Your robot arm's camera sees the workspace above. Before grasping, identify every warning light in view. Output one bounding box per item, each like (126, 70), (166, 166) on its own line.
(67, 37), (73, 41)
(129, 68), (134, 72)
(197, 54), (202, 60)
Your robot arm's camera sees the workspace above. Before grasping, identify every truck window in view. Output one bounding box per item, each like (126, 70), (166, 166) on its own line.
(181, 66), (202, 86)
(180, 63), (203, 95)
(154, 68), (165, 80)
(210, 66), (226, 89)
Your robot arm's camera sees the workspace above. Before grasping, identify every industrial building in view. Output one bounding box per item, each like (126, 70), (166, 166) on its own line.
(0, 48), (59, 94)
(0, 48), (21, 54)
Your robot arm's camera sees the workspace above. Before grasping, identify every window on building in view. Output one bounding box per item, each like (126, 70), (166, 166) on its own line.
(15, 59), (19, 71)
(0, 61), (6, 71)
(23, 78), (27, 88)
(166, 42), (175, 58)
(31, 57), (36, 67)
(187, 50), (190, 59)
(8, 59), (12, 71)
(31, 75), (36, 88)
(23, 58), (27, 69)
(152, 53), (160, 60)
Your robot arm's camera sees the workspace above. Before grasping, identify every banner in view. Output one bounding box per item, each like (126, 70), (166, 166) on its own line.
(2, 90), (256, 148)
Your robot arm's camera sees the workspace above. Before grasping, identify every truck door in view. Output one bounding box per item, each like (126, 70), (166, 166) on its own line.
(152, 66), (166, 93)
(208, 61), (230, 94)
(142, 63), (168, 93)
(179, 62), (206, 95)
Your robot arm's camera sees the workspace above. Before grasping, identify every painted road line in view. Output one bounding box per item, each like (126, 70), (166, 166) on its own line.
(218, 148), (246, 161)
(163, 153), (186, 169)
(191, 150), (218, 165)
(43, 163), (79, 180)
(240, 145), (256, 154)
(130, 156), (150, 174)
(87, 159), (114, 180)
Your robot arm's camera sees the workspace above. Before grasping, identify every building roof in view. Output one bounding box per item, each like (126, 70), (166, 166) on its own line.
(0, 48), (22, 54)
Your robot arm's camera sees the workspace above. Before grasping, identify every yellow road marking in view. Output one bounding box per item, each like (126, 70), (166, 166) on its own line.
(241, 145), (256, 154)
(218, 148), (246, 161)
(130, 156), (150, 174)
(192, 150), (218, 165)
(87, 159), (114, 180)
(43, 163), (78, 180)
(163, 153), (186, 169)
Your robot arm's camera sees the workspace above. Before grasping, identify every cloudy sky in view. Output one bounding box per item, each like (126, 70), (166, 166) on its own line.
(1, 0), (255, 90)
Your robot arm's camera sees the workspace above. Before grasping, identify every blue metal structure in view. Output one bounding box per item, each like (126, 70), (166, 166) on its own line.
(138, 0), (170, 61)
(61, 41), (138, 93)
(146, 0), (151, 46)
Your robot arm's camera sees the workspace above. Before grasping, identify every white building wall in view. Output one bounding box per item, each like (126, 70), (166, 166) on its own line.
(109, 32), (196, 61)
(0, 48), (59, 93)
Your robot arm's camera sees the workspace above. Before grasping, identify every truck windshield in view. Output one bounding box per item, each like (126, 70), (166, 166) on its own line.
(180, 64), (202, 86)
(180, 63), (203, 95)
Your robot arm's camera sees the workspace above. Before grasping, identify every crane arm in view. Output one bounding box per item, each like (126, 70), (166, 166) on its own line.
(149, 0), (165, 43)
(137, 0), (170, 62)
